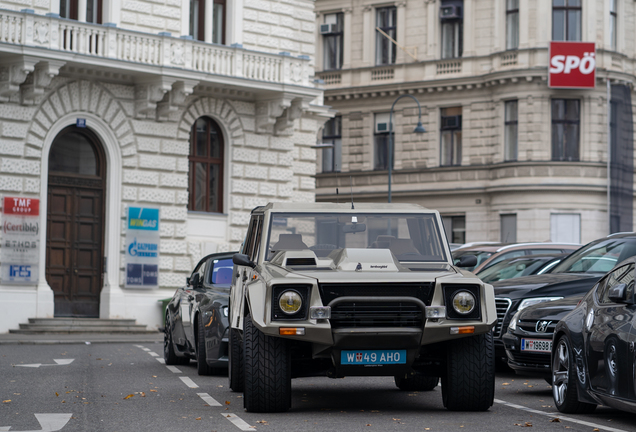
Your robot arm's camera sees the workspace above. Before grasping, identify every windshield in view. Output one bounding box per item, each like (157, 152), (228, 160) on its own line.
(452, 250), (494, 272)
(477, 257), (554, 283)
(552, 238), (636, 274)
(265, 212), (447, 263)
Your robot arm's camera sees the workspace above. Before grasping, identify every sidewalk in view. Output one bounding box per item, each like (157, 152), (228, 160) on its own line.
(0, 331), (164, 345)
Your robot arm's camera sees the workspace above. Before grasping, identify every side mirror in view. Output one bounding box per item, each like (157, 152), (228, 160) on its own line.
(186, 276), (191, 285)
(233, 253), (256, 268)
(608, 283), (627, 303)
(190, 273), (201, 289)
(456, 255), (478, 268)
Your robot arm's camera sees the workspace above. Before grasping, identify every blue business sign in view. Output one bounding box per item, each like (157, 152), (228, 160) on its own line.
(125, 206), (160, 289)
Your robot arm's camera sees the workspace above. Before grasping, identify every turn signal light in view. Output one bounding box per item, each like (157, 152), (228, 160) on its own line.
(279, 327), (305, 336)
(450, 326), (475, 335)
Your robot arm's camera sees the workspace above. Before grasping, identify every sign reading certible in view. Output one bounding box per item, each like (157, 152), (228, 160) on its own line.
(1, 196), (40, 284)
(125, 207), (160, 289)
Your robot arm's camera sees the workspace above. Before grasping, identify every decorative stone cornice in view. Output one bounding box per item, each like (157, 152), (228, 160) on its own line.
(134, 77), (177, 118)
(0, 58), (37, 102)
(156, 80), (199, 122)
(21, 60), (65, 104)
(274, 99), (305, 136)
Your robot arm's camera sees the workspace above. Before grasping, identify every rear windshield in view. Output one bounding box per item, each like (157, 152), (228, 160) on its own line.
(552, 238), (636, 274)
(265, 212), (448, 263)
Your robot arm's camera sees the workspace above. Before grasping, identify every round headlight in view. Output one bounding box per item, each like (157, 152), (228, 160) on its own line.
(279, 291), (302, 314)
(452, 290), (476, 315)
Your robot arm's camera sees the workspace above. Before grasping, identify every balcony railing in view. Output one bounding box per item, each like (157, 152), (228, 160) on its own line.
(0, 8), (310, 87)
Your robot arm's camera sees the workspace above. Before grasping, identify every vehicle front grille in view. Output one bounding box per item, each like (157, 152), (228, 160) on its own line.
(494, 298), (512, 338)
(509, 351), (551, 368)
(518, 320), (559, 334)
(319, 283), (434, 329)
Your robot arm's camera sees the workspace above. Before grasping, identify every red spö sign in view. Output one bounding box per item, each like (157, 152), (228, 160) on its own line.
(549, 41), (596, 88)
(3, 197), (40, 216)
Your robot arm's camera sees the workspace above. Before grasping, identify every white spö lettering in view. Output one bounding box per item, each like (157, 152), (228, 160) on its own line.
(563, 55), (581, 74)
(549, 55), (565, 74)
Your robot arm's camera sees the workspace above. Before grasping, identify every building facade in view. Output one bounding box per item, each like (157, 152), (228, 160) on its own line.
(314, 0), (635, 246)
(0, 0), (330, 333)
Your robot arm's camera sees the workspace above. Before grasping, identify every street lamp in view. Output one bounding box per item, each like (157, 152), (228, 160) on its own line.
(388, 94), (426, 203)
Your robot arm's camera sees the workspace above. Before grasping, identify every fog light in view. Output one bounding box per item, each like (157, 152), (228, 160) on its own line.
(425, 306), (446, 319)
(452, 291), (476, 315)
(450, 326), (475, 335)
(310, 306), (331, 319)
(279, 290), (302, 314)
(279, 327), (305, 336)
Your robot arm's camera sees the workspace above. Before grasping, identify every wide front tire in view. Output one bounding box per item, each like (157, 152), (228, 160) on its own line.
(394, 374), (439, 391)
(552, 335), (597, 414)
(442, 331), (495, 411)
(196, 314), (215, 375)
(243, 314), (291, 413)
(228, 326), (244, 392)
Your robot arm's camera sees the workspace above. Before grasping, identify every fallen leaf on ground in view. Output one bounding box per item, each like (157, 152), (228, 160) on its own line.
(502, 382), (510, 386)
(150, 390), (157, 392)
(55, 392), (59, 397)
(225, 401), (231, 405)
(195, 417), (201, 420)
(123, 394), (134, 400)
(366, 424), (371, 427)
(256, 420), (268, 425)
(140, 392), (146, 397)
(550, 418), (560, 423)
(2, 400), (10, 403)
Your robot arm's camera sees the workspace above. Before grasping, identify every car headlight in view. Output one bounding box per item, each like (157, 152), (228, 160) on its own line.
(517, 297), (563, 312)
(278, 290), (302, 314)
(508, 311), (521, 332)
(452, 290), (476, 315)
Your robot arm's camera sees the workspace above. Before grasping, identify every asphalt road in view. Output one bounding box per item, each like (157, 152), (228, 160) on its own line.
(1, 342), (635, 432)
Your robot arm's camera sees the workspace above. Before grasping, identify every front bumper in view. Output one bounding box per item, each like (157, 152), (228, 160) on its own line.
(502, 331), (551, 377)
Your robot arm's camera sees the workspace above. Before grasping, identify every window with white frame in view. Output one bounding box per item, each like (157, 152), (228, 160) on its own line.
(440, 107), (462, 166)
(504, 100), (518, 161)
(374, 113), (392, 170)
(322, 13), (343, 70)
(552, 0), (581, 41)
(551, 99), (580, 161)
(610, 0), (617, 51)
(550, 213), (580, 244)
(190, 0), (226, 43)
(440, 0), (463, 59)
(442, 215), (466, 244)
(375, 6), (396, 65)
(506, 0), (519, 50)
(59, 0), (101, 23)
(322, 116), (342, 173)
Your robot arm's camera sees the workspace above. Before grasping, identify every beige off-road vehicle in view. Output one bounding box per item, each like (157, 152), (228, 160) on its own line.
(229, 202), (496, 413)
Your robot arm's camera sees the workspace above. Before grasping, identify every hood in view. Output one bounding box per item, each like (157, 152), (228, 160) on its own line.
(263, 248), (457, 282)
(492, 272), (601, 300)
(516, 296), (582, 322)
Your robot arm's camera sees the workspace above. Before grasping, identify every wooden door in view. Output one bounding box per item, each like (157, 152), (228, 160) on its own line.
(46, 127), (105, 317)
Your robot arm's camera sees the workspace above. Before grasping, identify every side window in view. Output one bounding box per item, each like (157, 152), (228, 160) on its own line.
(190, 260), (207, 286)
(210, 258), (234, 284)
(243, 216), (259, 259)
(250, 216), (264, 261)
(598, 263), (634, 304)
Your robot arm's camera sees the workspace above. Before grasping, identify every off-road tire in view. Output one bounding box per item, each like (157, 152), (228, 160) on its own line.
(442, 331), (495, 411)
(552, 335), (597, 414)
(394, 374), (439, 391)
(196, 314), (214, 375)
(228, 326), (244, 392)
(243, 314), (291, 413)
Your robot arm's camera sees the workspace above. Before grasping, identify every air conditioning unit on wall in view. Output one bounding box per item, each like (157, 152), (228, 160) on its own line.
(320, 23), (337, 34)
(376, 122), (391, 133)
(440, 5), (463, 20)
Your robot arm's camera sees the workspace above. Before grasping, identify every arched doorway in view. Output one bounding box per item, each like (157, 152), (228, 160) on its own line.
(46, 126), (106, 317)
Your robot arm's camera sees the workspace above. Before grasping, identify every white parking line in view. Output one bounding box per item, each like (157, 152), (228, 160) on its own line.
(179, 376), (199, 388)
(156, 358), (165, 364)
(197, 392), (222, 407)
(166, 366), (181, 373)
(222, 413), (254, 431)
(494, 399), (629, 432)
(148, 352), (159, 357)
(141, 348), (151, 352)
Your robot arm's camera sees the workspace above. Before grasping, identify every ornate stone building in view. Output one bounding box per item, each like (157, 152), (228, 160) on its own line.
(314, 0), (634, 246)
(0, 0), (329, 332)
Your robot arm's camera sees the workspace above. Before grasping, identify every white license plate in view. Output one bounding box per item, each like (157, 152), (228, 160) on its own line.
(521, 338), (552, 353)
(341, 350), (406, 365)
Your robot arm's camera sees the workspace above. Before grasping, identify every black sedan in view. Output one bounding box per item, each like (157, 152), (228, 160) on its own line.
(492, 233), (636, 359)
(503, 296), (580, 380)
(552, 257), (636, 414)
(164, 252), (236, 374)
(476, 253), (564, 283)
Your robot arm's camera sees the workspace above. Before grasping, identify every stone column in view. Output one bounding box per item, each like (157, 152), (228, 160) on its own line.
(78, 0), (87, 22)
(343, 8), (352, 69)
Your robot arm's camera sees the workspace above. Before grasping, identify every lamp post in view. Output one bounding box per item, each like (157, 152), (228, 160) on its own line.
(388, 94), (426, 203)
